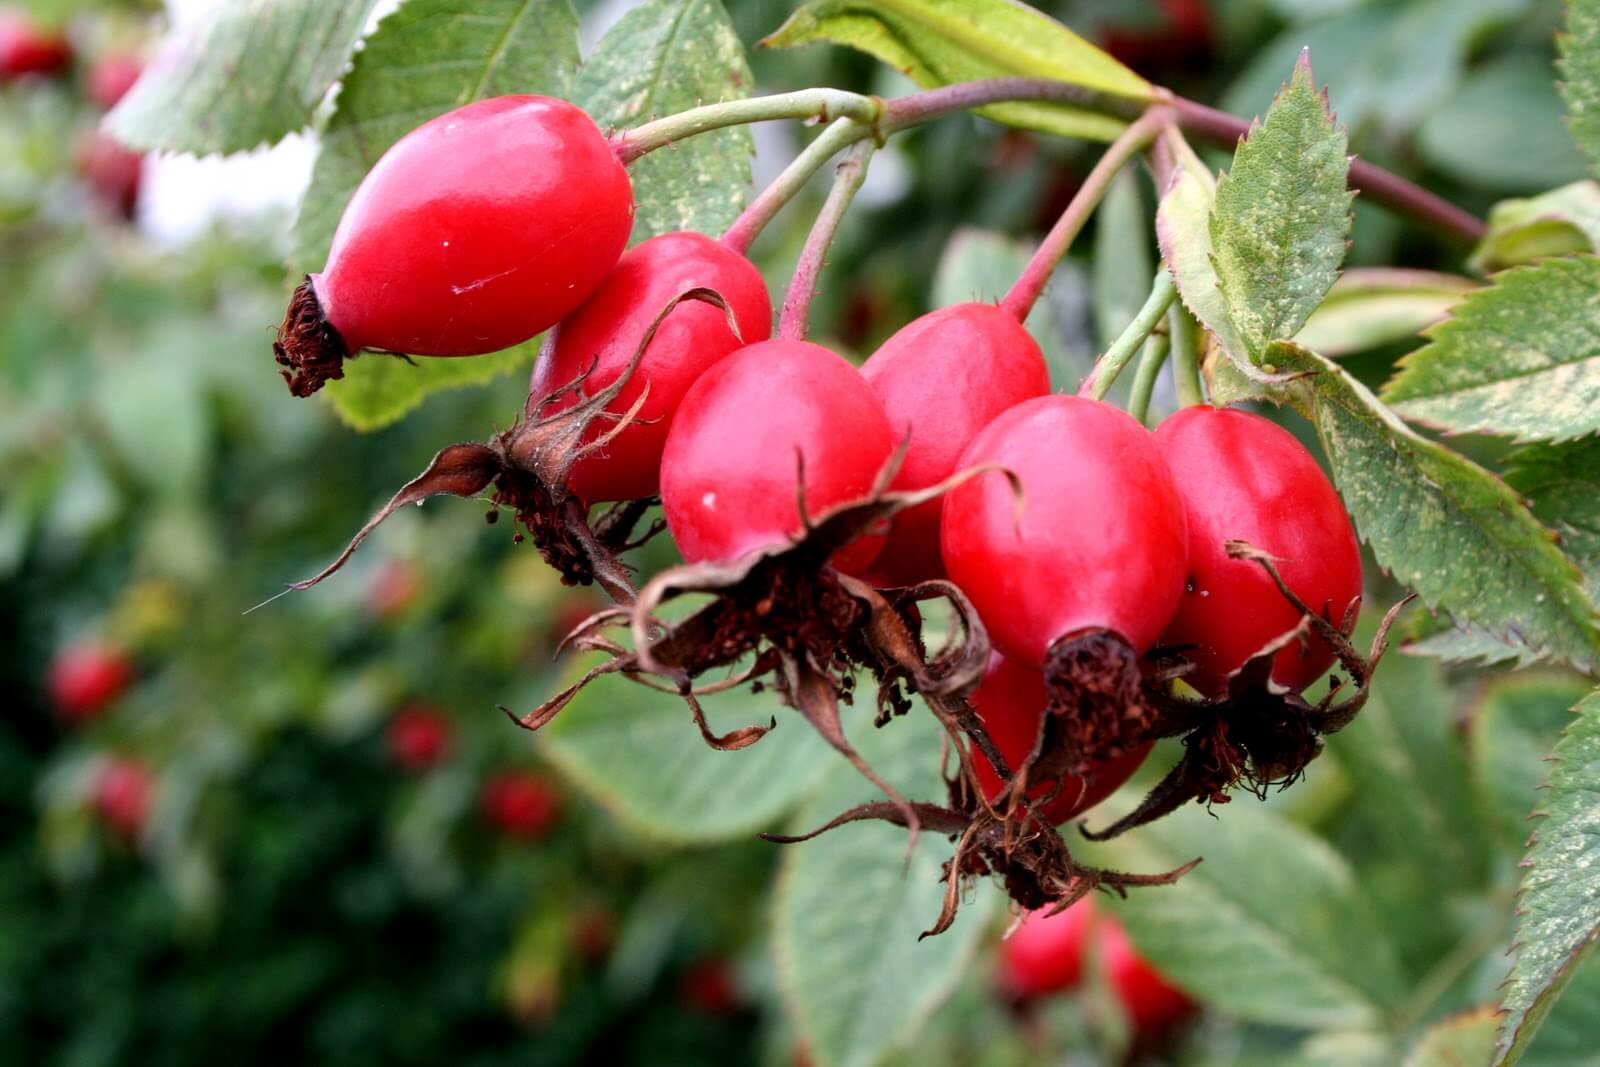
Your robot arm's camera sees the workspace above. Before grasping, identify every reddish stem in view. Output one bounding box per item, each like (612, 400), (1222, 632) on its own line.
(778, 141), (875, 342)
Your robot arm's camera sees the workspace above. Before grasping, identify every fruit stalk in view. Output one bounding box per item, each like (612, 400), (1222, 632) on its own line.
(1168, 302), (1205, 407)
(778, 140), (875, 341)
(721, 117), (861, 254)
(1082, 269), (1178, 401)
(1126, 332), (1172, 424)
(612, 87), (883, 163)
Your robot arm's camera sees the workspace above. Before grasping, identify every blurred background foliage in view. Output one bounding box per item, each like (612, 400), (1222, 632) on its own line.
(2, 0), (1596, 1064)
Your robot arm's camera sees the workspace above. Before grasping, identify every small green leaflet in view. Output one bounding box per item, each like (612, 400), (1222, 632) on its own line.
(762, 0), (1150, 142)
(1494, 689), (1600, 1065)
(1469, 674), (1592, 853)
(1383, 257), (1600, 444)
(1470, 180), (1600, 272)
(321, 347), (536, 432)
(1293, 269), (1472, 358)
(1210, 51), (1353, 361)
(577, 0), (754, 243)
(1508, 437), (1600, 605)
(1274, 344), (1600, 673)
(107, 0), (380, 156)
(1408, 1008), (1501, 1067)
(1156, 132), (1252, 364)
(1560, 0), (1600, 174)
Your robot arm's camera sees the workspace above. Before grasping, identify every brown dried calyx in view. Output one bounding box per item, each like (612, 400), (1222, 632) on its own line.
(274, 277), (351, 398)
(283, 288), (730, 604)
(1081, 541), (1415, 842)
(1041, 627), (1155, 771)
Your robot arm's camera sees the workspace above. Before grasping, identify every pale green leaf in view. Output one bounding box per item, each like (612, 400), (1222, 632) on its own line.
(1093, 163), (1155, 352)
(537, 657), (835, 844)
(1156, 139), (1251, 363)
(1211, 53), (1352, 360)
(106, 0), (380, 156)
(1471, 674), (1592, 852)
(1560, 0), (1600, 174)
(1405, 621), (1548, 670)
(322, 346), (535, 432)
(1495, 689), (1600, 1064)
(1408, 1008), (1501, 1067)
(1294, 269), (1473, 357)
(1471, 181), (1600, 273)
(931, 227), (1074, 385)
(1419, 54), (1587, 194)
(577, 0), (753, 243)
(762, 0), (1150, 143)
(774, 707), (997, 1067)
(1274, 344), (1600, 672)
(1383, 257), (1600, 444)
(1078, 802), (1406, 1030)
(290, 0), (581, 274)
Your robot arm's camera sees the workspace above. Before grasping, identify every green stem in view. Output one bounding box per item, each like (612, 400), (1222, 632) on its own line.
(778, 141), (875, 341)
(1126, 333), (1172, 425)
(1082, 269), (1177, 401)
(721, 118), (862, 254)
(612, 88), (882, 163)
(1001, 108), (1167, 321)
(1168, 301), (1205, 407)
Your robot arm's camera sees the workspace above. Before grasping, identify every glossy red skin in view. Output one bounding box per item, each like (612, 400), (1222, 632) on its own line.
(316, 96), (633, 357)
(970, 654), (1151, 824)
(857, 303), (1050, 586)
(49, 642), (134, 723)
(0, 12), (71, 79)
(87, 52), (142, 109)
(531, 232), (772, 503)
(1155, 407), (1362, 697)
(1101, 916), (1196, 1032)
(481, 772), (562, 839)
(386, 704), (451, 772)
(660, 339), (894, 572)
(941, 395), (1189, 665)
(75, 130), (142, 218)
(94, 757), (153, 838)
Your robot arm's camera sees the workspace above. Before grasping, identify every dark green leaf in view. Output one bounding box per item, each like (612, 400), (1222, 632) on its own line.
(1419, 54), (1587, 193)
(1471, 674), (1591, 852)
(1383, 257), (1600, 444)
(1495, 689), (1600, 1065)
(1508, 437), (1600, 605)
(577, 0), (754, 243)
(1211, 53), (1352, 359)
(1470, 181), (1600, 273)
(762, 0), (1151, 142)
(106, 0), (381, 155)
(1560, 0), (1600, 174)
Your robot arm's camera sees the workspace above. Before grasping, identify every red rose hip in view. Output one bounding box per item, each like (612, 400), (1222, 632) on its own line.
(0, 10), (71, 80)
(856, 302), (1050, 586)
(49, 641), (135, 724)
(660, 339), (894, 572)
(86, 51), (142, 109)
(999, 896), (1095, 997)
(93, 756), (154, 839)
(481, 771), (562, 839)
(531, 231), (772, 503)
(1154, 406), (1361, 696)
(276, 96), (634, 396)
(386, 704), (451, 772)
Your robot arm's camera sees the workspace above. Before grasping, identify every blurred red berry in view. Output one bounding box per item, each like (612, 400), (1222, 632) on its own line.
(48, 641), (134, 723)
(93, 756), (153, 838)
(0, 9), (71, 80)
(1100, 915), (1196, 1033)
(679, 957), (739, 1016)
(386, 704), (451, 772)
(86, 50), (141, 109)
(481, 772), (561, 839)
(75, 130), (143, 219)
(366, 557), (424, 620)
(570, 905), (615, 963)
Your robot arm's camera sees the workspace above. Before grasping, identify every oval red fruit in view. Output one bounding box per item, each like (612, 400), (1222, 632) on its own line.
(969, 655), (1150, 825)
(660, 339), (894, 571)
(1101, 913), (1196, 1032)
(87, 51), (142, 109)
(49, 641), (134, 723)
(94, 756), (153, 838)
(75, 130), (143, 218)
(941, 395), (1188, 665)
(1154, 406), (1361, 696)
(531, 232), (772, 503)
(481, 771), (562, 839)
(0, 11), (71, 79)
(857, 303), (1050, 586)
(386, 704), (451, 772)
(998, 897), (1095, 997)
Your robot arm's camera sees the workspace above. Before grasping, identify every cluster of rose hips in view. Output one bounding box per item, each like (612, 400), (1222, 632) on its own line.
(279, 92), (1377, 918)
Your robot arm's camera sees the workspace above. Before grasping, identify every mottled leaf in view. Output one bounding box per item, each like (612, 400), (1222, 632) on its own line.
(1561, 0), (1600, 174)
(1383, 257), (1600, 444)
(1275, 344), (1600, 673)
(106, 0), (380, 155)
(1471, 674), (1591, 852)
(1295, 269), (1473, 357)
(1419, 54), (1587, 194)
(1507, 437), (1600, 604)
(577, 0), (754, 243)
(1471, 181), (1600, 273)
(1409, 1007), (1501, 1067)
(1211, 52), (1353, 360)
(762, 0), (1150, 142)
(1495, 689), (1600, 1065)
(1405, 620), (1548, 670)
(537, 657), (835, 844)
(774, 708), (997, 1067)
(1079, 801), (1405, 1029)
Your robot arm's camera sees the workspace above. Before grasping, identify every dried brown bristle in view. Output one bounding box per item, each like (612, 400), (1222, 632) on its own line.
(273, 277), (349, 397)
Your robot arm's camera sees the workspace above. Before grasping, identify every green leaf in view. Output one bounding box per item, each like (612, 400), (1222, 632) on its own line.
(537, 657), (835, 844)
(321, 346), (535, 432)
(1408, 1007), (1501, 1067)
(1471, 181), (1600, 273)
(1495, 689), (1600, 1065)
(290, 0), (581, 274)
(762, 0), (1150, 143)
(1079, 802), (1406, 1029)
(1520, 953), (1600, 1066)
(1404, 622), (1548, 670)
(774, 707), (997, 1067)
(1272, 345), (1600, 673)
(577, 0), (754, 243)
(1156, 136), (1252, 365)
(1294, 270), (1473, 358)
(1211, 52), (1353, 360)
(1093, 163), (1155, 352)
(1561, 0), (1600, 174)
(1507, 437), (1600, 604)
(105, 0), (380, 156)
(1419, 54), (1588, 193)
(1382, 257), (1600, 444)
(1327, 651), (1489, 889)
(1471, 674), (1592, 852)
(931, 227), (1074, 386)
